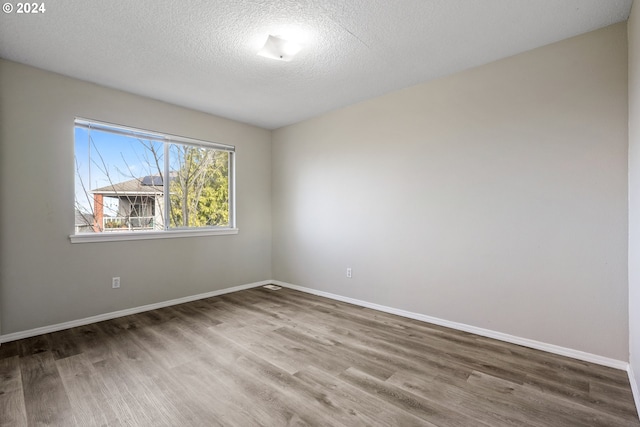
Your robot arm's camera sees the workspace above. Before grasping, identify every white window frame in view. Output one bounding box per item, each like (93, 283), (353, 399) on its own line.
(70, 118), (237, 243)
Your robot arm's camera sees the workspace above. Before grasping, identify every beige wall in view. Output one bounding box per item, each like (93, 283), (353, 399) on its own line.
(272, 24), (629, 360)
(0, 59), (272, 335)
(629, 0), (640, 394)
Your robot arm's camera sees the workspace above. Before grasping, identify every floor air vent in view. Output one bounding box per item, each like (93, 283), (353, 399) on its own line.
(263, 284), (282, 290)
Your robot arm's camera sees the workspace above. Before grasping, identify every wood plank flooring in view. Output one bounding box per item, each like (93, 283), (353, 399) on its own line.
(1, 286), (638, 426)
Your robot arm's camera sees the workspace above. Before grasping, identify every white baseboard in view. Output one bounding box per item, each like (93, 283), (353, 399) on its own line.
(0, 280), (271, 344)
(1, 277), (637, 418)
(272, 280), (629, 371)
(0, 278), (630, 373)
(629, 365), (640, 419)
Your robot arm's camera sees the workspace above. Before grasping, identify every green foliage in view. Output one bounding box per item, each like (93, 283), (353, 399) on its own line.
(169, 147), (229, 227)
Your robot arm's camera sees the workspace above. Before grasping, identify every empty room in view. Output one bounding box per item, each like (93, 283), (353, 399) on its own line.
(2, 0), (640, 425)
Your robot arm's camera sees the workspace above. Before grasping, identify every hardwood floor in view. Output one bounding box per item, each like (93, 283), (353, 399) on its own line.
(1, 286), (638, 426)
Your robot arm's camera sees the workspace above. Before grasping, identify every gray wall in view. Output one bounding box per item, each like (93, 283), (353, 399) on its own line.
(272, 24), (629, 360)
(0, 23), (631, 365)
(0, 59), (272, 334)
(629, 0), (640, 397)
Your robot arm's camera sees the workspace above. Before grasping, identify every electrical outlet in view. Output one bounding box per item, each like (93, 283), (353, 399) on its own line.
(346, 268), (352, 278)
(112, 277), (121, 289)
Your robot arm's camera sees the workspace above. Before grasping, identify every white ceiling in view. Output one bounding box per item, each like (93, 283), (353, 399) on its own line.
(0, 0), (633, 129)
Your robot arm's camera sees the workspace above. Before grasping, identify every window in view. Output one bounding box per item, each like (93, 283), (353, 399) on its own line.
(72, 119), (236, 242)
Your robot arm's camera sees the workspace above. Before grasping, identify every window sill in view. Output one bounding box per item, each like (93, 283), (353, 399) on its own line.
(69, 228), (239, 243)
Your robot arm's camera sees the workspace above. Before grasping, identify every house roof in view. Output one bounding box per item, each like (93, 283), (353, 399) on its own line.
(74, 210), (94, 226)
(92, 176), (163, 196)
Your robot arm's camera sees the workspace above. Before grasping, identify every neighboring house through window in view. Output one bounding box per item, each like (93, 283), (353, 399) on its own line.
(92, 176), (164, 232)
(74, 210), (95, 234)
(72, 119), (236, 240)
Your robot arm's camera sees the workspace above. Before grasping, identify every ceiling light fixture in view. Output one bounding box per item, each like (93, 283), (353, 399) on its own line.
(257, 35), (301, 62)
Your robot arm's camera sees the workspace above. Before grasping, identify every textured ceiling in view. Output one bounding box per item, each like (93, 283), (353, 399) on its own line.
(0, 0), (633, 129)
